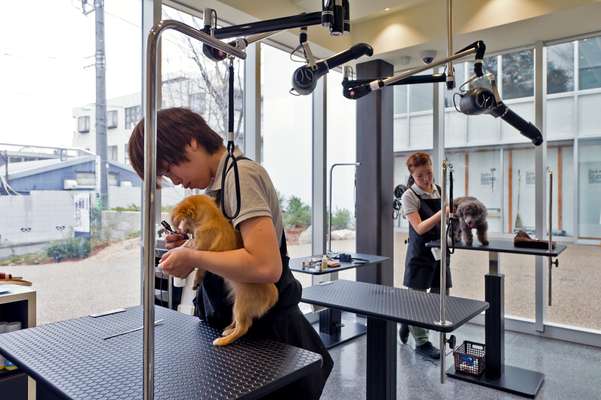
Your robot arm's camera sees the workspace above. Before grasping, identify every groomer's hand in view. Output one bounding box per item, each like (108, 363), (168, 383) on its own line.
(159, 247), (196, 278)
(164, 233), (187, 250)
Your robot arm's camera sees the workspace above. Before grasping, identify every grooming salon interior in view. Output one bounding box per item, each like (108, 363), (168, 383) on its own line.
(2, 0), (601, 399)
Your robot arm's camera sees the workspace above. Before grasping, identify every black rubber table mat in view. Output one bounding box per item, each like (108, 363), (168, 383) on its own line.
(427, 239), (566, 257)
(290, 253), (389, 275)
(0, 306), (322, 400)
(302, 280), (488, 332)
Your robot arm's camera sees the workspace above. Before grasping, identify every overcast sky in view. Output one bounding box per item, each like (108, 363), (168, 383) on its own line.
(0, 0), (357, 211)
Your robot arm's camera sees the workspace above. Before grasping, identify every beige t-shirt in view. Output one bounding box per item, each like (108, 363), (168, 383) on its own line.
(401, 183), (441, 218)
(205, 148), (284, 247)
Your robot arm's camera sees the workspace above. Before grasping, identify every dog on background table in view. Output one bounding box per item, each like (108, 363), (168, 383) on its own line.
(452, 196), (489, 246)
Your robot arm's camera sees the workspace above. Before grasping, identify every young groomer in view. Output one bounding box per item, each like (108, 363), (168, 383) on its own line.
(399, 152), (451, 359)
(128, 107), (333, 399)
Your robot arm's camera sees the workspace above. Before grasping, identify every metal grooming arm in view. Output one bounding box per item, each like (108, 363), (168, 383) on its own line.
(342, 41), (485, 100)
(143, 19), (246, 400)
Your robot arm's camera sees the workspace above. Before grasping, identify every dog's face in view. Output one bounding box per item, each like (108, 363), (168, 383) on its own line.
(170, 195), (220, 235)
(458, 202), (486, 229)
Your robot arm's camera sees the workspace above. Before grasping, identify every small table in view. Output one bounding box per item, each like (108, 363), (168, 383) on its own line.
(302, 279), (488, 400)
(290, 253), (389, 348)
(0, 306), (322, 400)
(0, 284), (36, 400)
(427, 239), (566, 398)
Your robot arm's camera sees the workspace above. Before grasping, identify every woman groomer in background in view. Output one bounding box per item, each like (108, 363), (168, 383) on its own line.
(398, 152), (451, 359)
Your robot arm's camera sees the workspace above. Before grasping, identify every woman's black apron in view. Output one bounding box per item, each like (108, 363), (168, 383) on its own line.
(403, 185), (452, 290)
(194, 158), (333, 400)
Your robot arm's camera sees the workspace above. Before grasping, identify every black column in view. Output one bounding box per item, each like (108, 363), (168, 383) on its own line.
(485, 273), (505, 378)
(355, 59), (394, 286)
(366, 317), (397, 400)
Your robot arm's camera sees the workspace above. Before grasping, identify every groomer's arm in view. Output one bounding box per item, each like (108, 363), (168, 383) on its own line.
(160, 216), (282, 284)
(406, 211), (442, 236)
(199, 216), (282, 283)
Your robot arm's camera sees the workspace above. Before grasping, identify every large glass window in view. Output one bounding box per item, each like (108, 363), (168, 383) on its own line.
(579, 36), (601, 90)
(260, 44), (312, 287)
(547, 42), (575, 94)
(444, 62), (465, 108)
(578, 139), (601, 238)
(502, 49), (534, 99)
(327, 71), (357, 281)
(0, 1), (142, 325)
(161, 7), (244, 145)
(409, 71), (433, 112)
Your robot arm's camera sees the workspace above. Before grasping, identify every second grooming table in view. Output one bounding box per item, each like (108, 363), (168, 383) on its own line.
(290, 253), (389, 348)
(427, 239), (566, 398)
(302, 279), (488, 400)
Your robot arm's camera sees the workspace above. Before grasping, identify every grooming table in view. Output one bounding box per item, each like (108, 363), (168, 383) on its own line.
(427, 239), (566, 398)
(0, 306), (322, 400)
(302, 279), (489, 400)
(290, 253), (389, 349)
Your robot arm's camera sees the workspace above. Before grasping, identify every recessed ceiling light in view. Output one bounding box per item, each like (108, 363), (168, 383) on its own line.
(384, 8), (390, 11)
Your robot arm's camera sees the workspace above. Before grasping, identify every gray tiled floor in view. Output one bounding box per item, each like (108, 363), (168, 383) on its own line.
(321, 320), (601, 399)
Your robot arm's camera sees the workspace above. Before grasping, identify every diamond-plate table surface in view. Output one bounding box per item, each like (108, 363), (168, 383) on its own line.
(0, 306), (322, 400)
(302, 279), (488, 332)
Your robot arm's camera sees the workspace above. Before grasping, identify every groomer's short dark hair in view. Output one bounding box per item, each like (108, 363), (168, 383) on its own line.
(128, 107), (224, 179)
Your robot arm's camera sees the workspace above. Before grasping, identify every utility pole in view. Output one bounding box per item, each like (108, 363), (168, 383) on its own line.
(82, 0), (108, 212)
(82, 0), (108, 241)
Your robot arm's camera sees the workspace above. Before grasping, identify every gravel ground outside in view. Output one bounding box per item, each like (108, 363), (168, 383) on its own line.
(1, 232), (600, 332)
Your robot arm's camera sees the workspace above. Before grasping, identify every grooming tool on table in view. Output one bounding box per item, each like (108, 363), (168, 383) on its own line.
(89, 308), (127, 318)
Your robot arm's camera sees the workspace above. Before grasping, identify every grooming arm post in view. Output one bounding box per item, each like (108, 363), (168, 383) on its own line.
(547, 167), (559, 306)
(328, 162), (360, 253)
(436, 160), (452, 383)
(143, 20), (245, 400)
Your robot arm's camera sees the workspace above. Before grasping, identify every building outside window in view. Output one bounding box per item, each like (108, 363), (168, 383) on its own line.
(78, 116), (90, 133)
(108, 145), (118, 162)
(107, 110), (118, 129)
(124, 105), (141, 129)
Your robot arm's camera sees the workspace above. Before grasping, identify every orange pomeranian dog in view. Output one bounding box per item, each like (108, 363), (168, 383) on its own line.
(170, 194), (278, 346)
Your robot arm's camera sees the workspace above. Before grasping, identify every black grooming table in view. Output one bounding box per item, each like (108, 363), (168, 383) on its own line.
(0, 306), (322, 400)
(302, 279), (488, 332)
(427, 239), (566, 257)
(427, 239), (567, 398)
(290, 253), (389, 349)
(302, 280), (488, 400)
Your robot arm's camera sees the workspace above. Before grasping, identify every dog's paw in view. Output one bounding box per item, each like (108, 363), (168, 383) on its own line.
(481, 240), (489, 246)
(221, 328), (234, 337)
(213, 336), (234, 346)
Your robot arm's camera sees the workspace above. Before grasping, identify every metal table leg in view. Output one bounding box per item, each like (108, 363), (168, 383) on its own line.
(366, 317), (396, 400)
(447, 251), (544, 398)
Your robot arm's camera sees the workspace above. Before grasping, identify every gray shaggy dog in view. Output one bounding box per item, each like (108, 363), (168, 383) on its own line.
(452, 196), (489, 246)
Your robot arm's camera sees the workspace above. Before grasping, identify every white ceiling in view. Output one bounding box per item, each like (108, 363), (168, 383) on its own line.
(292, 0), (429, 22)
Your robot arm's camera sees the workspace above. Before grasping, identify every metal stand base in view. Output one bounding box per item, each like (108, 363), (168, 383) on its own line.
(311, 311), (367, 349)
(312, 321), (367, 349)
(447, 365), (544, 398)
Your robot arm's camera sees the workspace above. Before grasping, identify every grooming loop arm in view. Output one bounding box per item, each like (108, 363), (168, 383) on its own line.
(143, 19), (245, 400)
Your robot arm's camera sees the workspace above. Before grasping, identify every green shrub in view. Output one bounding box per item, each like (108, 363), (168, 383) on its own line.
(111, 203), (140, 212)
(46, 238), (91, 262)
(331, 208), (352, 230)
(284, 196), (311, 228)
